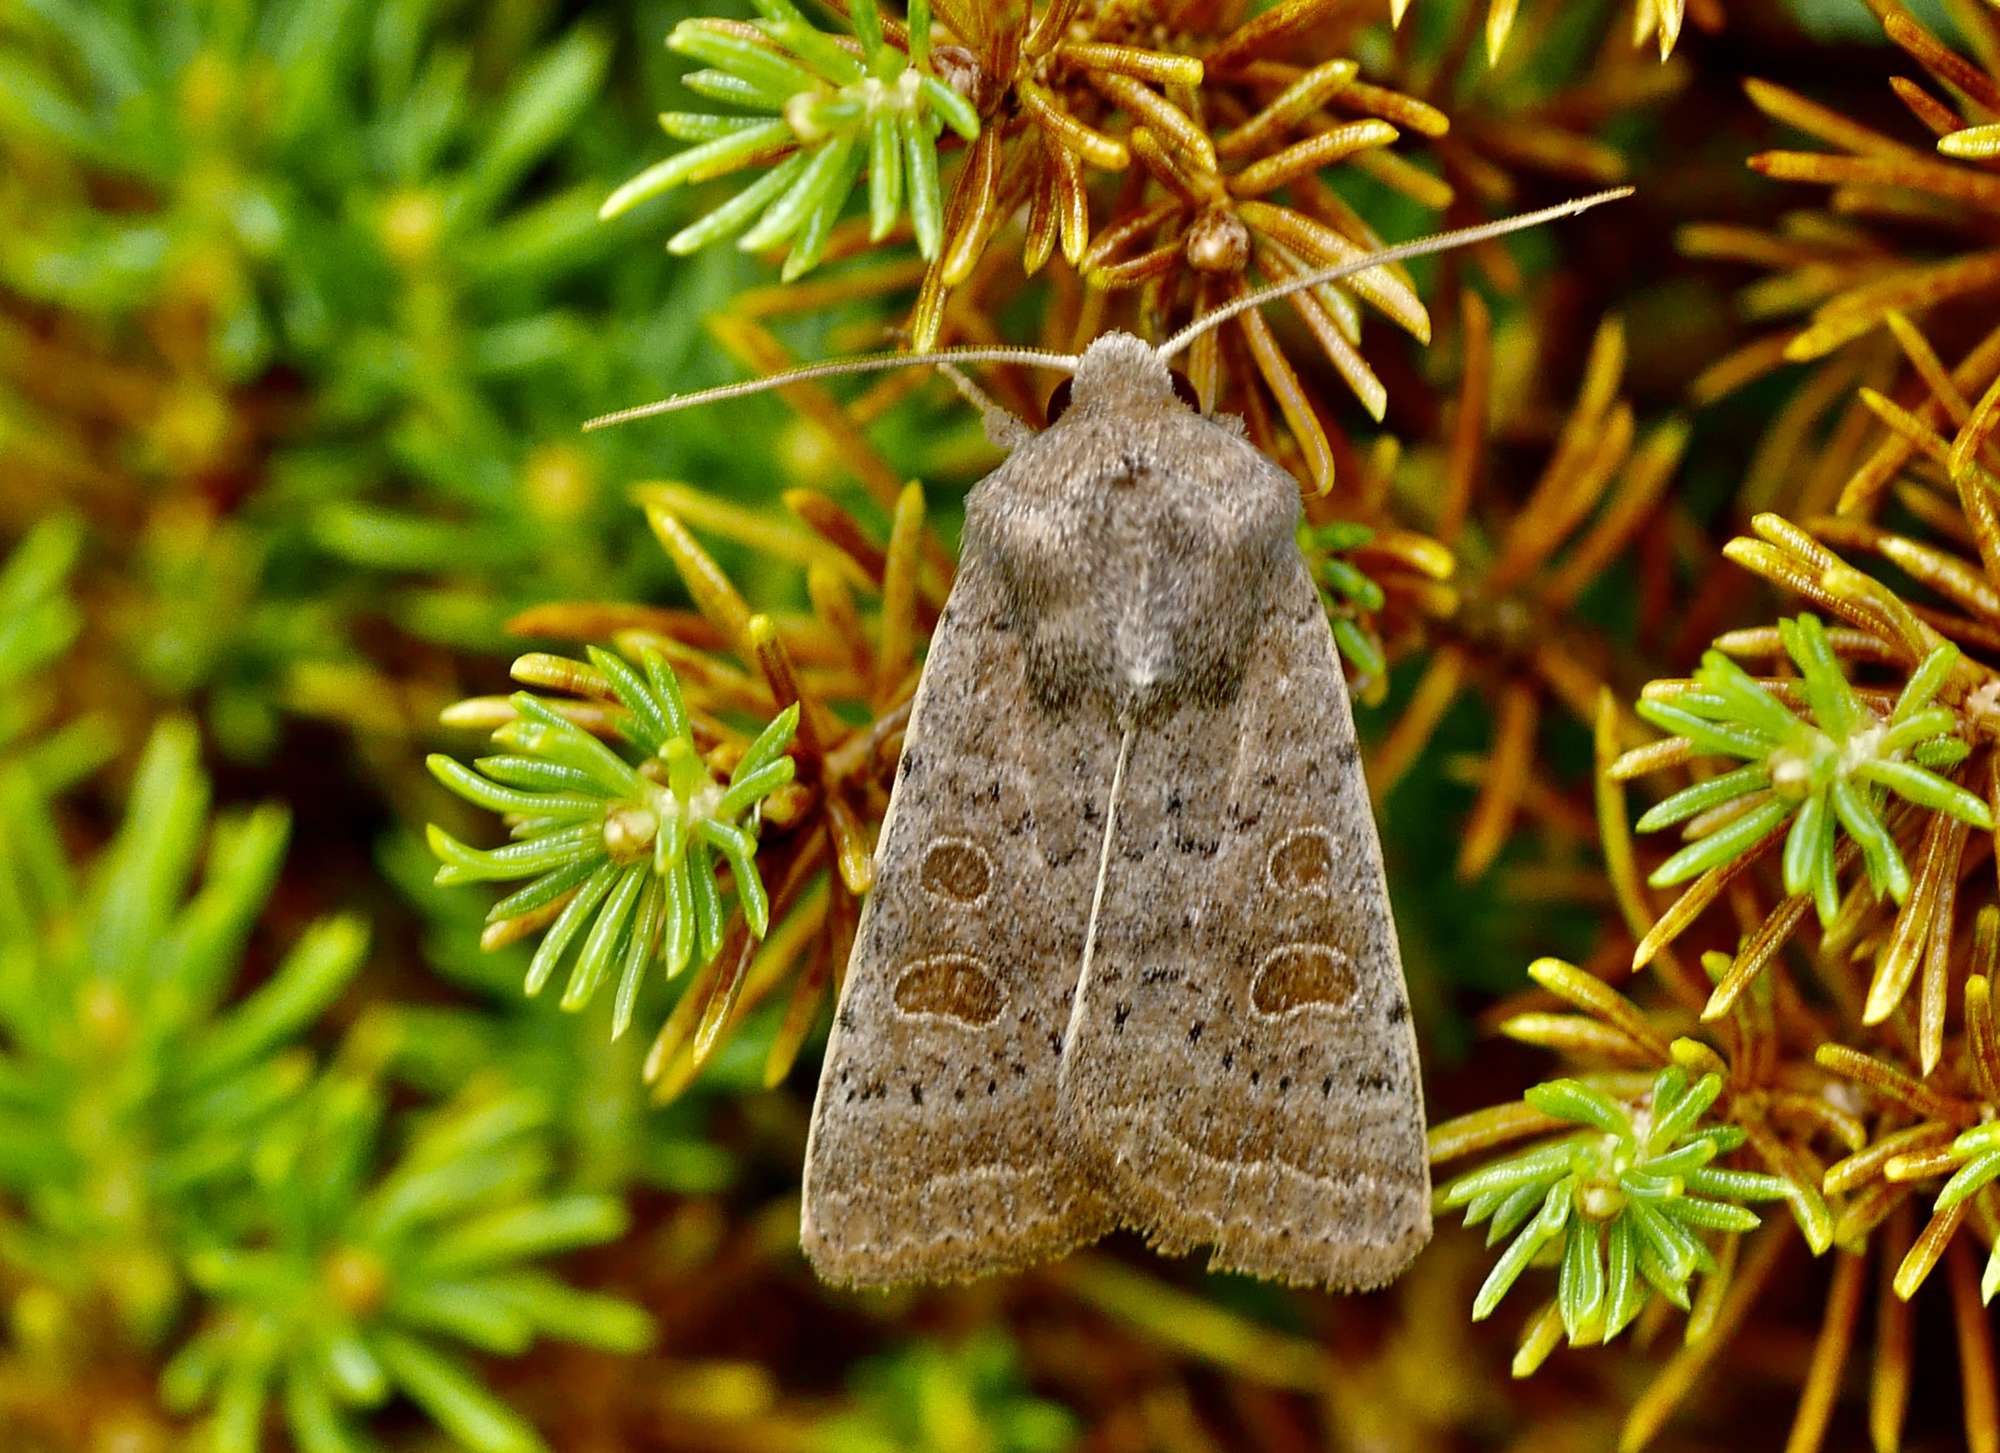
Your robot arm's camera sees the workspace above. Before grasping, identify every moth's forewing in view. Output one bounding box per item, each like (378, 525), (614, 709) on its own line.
(1055, 408), (1431, 1291)
(800, 521), (1118, 1287)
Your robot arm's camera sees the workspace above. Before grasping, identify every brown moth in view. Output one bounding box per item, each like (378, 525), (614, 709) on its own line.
(588, 188), (1631, 1291)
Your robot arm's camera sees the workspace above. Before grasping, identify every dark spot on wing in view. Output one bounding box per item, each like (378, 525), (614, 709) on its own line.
(1268, 829), (1334, 893)
(920, 839), (993, 903)
(893, 955), (1005, 1025)
(1251, 944), (1357, 1017)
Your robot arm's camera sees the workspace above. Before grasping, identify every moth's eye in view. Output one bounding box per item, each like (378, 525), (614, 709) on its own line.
(1169, 369), (1202, 413)
(1044, 376), (1074, 426)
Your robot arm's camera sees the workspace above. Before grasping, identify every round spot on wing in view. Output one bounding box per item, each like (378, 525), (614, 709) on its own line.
(1250, 943), (1357, 1017)
(920, 837), (993, 903)
(893, 954), (1005, 1026)
(1267, 828), (1335, 895)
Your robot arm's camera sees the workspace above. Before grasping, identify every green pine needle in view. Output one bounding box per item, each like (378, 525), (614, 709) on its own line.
(1307, 521), (1390, 692)
(1933, 1123), (2000, 1303)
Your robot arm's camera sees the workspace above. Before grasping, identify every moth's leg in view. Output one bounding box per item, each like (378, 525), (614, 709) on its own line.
(934, 361), (1036, 449)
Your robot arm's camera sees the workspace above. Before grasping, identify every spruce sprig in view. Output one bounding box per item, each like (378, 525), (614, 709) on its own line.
(1628, 616), (1988, 919)
(1930, 1121), (2000, 1303)
(427, 646), (798, 1038)
(602, 0), (979, 276)
(1441, 1066), (1792, 1354)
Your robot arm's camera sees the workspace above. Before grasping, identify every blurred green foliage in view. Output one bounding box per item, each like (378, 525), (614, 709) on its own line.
(0, 708), (650, 1451)
(818, 1333), (1076, 1453)
(1, 0), (800, 755)
(166, 1078), (650, 1453)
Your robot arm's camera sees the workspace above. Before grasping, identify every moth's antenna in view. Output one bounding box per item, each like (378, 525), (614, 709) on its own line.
(1154, 187), (1635, 365)
(584, 345), (1082, 431)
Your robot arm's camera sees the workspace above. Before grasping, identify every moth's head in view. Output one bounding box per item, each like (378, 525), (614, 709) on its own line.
(1046, 332), (1201, 425)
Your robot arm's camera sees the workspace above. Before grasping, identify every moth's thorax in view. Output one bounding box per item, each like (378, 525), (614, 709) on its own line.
(965, 386), (1300, 724)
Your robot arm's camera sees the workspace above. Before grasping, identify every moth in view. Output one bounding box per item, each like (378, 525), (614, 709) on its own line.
(590, 187), (1631, 1292)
